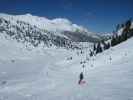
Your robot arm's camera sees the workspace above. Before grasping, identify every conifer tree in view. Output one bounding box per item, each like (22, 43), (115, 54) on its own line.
(96, 42), (102, 54)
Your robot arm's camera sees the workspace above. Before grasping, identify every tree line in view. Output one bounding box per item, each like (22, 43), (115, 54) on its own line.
(90, 18), (133, 56)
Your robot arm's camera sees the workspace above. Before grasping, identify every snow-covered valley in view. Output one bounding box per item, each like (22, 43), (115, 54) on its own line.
(0, 30), (133, 100)
(0, 13), (133, 100)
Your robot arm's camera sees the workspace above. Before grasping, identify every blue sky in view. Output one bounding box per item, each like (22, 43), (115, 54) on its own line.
(0, 0), (133, 33)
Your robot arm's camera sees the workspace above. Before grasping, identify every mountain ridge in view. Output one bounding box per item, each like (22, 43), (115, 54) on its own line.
(0, 13), (101, 48)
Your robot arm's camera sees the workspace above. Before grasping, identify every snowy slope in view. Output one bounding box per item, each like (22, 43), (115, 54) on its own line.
(0, 15), (79, 49)
(0, 29), (133, 100)
(0, 13), (101, 43)
(0, 13), (94, 35)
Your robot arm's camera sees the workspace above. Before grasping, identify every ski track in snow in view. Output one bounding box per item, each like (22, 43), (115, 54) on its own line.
(0, 35), (133, 100)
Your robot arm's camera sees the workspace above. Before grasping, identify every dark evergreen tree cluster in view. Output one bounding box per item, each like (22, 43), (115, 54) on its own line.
(90, 42), (101, 56)
(90, 41), (111, 56)
(90, 18), (133, 57)
(101, 40), (110, 50)
(111, 19), (133, 47)
(95, 42), (102, 54)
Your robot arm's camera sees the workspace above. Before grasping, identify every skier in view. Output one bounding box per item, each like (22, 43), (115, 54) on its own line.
(78, 72), (84, 84)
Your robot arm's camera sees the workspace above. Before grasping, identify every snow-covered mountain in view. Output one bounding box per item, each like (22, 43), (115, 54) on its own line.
(0, 12), (133, 100)
(0, 23), (133, 100)
(0, 13), (101, 48)
(0, 13), (87, 32)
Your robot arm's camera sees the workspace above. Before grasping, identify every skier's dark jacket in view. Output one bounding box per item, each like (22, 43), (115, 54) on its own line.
(79, 72), (84, 80)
